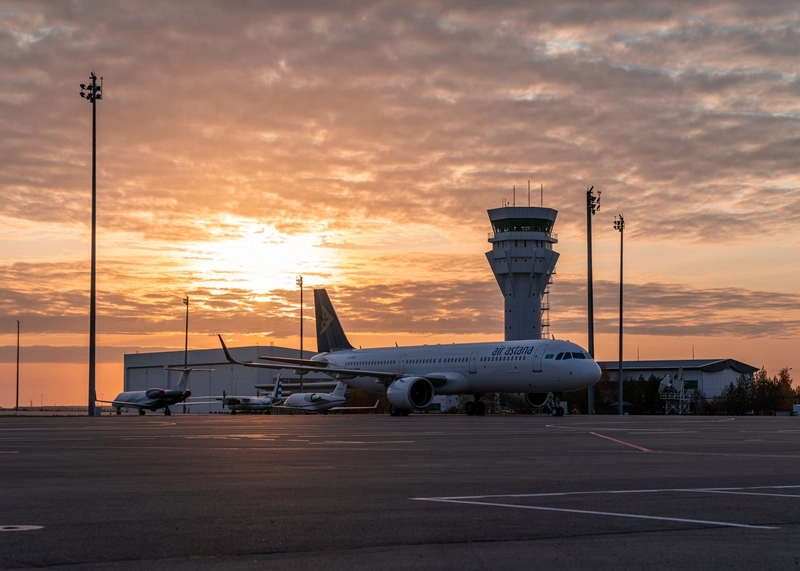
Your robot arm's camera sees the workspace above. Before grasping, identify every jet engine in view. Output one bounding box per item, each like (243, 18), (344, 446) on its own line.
(145, 389), (166, 399)
(504, 392), (550, 409)
(387, 377), (434, 410)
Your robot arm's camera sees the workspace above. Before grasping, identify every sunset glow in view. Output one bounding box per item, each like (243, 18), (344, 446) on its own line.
(1, 1), (799, 406)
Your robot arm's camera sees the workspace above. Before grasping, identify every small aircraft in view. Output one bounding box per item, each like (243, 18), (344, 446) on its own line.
(218, 289), (600, 416)
(217, 377), (284, 414)
(272, 381), (379, 413)
(98, 368), (211, 416)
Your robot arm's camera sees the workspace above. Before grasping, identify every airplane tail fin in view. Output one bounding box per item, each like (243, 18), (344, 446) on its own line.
(272, 376), (283, 400)
(332, 381), (347, 398)
(314, 289), (354, 353)
(176, 368), (192, 392)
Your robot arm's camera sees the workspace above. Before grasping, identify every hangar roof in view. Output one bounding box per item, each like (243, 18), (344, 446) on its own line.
(597, 359), (758, 375)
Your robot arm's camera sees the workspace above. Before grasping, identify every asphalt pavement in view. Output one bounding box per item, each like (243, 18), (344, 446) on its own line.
(1, 413), (799, 569)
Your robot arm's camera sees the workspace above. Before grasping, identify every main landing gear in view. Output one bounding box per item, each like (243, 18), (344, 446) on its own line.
(138, 409), (145, 416)
(465, 395), (486, 416)
(164, 407), (171, 416)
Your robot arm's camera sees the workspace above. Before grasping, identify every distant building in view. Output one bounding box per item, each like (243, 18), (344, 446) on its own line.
(122, 345), (333, 414)
(598, 359), (759, 399)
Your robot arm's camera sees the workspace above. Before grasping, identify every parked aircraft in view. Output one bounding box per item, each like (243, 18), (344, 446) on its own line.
(98, 368), (209, 415)
(218, 289), (600, 416)
(274, 381), (377, 413)
(216, 377), (284, 414)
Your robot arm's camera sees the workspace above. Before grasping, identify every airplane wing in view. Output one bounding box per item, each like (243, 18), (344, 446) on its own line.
(95, 398), (145, 410)
(256, 355), (330, 368)
(329, 400), (380, 412)
(217, 335), (400, 382)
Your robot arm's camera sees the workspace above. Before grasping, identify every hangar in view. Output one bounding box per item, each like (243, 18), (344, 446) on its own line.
(598, 358), (759, 399)
(123, 344), (332, 414)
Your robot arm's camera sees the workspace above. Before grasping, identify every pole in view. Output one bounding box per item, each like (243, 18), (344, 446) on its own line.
(88, 73), (97, 417)
(183, 296), (189, 369)
(614, 215), (625, 415)
(297, 276), (304, 392)
(15, 320), (19, 411)
(586, 187), (599, 414)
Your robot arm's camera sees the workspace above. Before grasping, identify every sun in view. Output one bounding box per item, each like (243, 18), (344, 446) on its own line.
(183, 217), (340, 294)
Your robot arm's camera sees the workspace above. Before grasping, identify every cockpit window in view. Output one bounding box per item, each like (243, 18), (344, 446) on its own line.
(571, 352), (586, 359)
(545, 354), (554, 359)
(555, 352), (563, 360)
(563, 352), (572, 360)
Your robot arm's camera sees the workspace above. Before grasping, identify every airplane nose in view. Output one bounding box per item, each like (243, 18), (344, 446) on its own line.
(587, 359), (601, 383)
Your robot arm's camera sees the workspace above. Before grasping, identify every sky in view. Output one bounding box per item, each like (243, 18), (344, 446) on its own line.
(1, 0), (799, 407)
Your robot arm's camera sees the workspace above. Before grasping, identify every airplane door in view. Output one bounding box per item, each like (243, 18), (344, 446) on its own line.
(469, 351), (478, 374)
(399, 354), (408, 374)
(532, 344), (547, 372)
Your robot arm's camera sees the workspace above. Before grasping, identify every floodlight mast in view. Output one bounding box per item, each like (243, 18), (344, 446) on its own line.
(79, 72), (102, 416)
(586, 187), (600, 414)
(297, 275), (304, 392)
(183, 296), (190, 369)
(614, 214), (625, 416)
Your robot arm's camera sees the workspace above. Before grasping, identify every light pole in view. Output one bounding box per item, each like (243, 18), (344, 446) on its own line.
(15, 320), (19, 411)
(614, 214), (625, 415)
(183, 295), (189, 369)
(586, 187), (600, 414)
(79, 72), (102, 416)
(296, 275), (304, 392)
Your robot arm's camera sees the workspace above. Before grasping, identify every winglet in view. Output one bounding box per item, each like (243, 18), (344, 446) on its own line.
(218, 335), (241, 365)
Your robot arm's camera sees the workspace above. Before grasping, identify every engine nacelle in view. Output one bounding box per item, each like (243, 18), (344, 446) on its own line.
(387, 377), (434, 410)
(504, 392), (549, 409)
(145, 388), (166, 399)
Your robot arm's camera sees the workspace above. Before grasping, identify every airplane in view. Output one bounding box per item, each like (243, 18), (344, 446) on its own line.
(272, 381), (378, 413)
(217, 377), (284, 414)
(217, 289), (600, 416)
(98, 368), (211, 416)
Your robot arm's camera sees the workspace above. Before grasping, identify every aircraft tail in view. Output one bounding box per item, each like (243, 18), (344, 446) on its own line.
(272, 376), (283, 400)
(175, 368), (192, 392)
(332, 381), (347, 398)
(314, 289), (354, 353)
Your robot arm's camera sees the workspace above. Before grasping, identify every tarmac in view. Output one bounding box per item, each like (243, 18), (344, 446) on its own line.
(0, 413), (798, 569)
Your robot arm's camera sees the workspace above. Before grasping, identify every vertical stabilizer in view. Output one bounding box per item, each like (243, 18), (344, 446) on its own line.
(176, 368), (192, 392)
(272, 376), (283, 401)
(314, 289), (354, 353)
(332, 381), (347, 398)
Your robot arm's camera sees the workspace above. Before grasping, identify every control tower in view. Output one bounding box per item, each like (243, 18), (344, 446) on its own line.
(485, 206), (559, 341)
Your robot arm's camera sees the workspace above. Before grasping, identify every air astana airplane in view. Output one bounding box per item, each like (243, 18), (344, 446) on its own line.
(218, 289), (600, 416)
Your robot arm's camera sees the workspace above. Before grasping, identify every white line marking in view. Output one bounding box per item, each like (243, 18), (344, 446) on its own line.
(590, 432), (651, 452)
(411, 498), (777, 530)
(700, 491), (800, 499)
(0, 525), (43, 532)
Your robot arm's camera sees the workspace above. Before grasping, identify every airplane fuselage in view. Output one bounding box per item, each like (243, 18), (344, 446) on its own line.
(111, 389), (190, 412)
(281, 392), (346, 412)
(314, 338), (600, 395)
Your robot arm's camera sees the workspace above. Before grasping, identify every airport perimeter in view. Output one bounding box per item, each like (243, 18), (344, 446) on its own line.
(1, 415), (799, 569)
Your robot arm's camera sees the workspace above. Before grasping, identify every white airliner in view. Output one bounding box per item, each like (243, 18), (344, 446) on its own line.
(217, 377), (284, 414)
(218, 289), (600, 416)
(98, 368), (209, 416)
